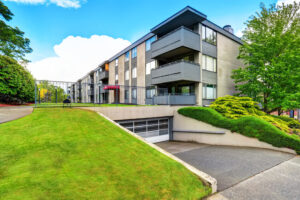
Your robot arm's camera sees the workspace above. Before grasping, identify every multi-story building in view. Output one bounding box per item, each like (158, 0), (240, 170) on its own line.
(71, 6), (243, 106)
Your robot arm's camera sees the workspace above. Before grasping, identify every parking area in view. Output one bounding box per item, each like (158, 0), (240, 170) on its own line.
(156, 141), (298, 197)
(0, 106), (33, 124)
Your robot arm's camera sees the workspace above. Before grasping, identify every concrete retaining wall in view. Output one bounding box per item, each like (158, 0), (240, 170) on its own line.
(81, 106), (183, 121)
(173, 113), (296, 155)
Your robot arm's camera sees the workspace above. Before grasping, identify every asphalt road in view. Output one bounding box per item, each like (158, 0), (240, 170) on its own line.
(0, 106), (33, 124)
(157, 141), (299, 200)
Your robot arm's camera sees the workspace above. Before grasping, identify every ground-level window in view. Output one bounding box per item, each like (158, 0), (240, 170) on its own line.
(203, 84), (217, 99)
(146, 86), (156, 98)
(132, 88), (137, 99)
(146, 61), (156, 75)
(125, 90), (129, 99)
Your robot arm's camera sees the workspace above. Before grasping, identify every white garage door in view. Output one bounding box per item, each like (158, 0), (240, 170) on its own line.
(118, 117), (170, 143)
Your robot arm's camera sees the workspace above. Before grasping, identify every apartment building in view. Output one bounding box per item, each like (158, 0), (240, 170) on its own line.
(71, 6), (243, 106)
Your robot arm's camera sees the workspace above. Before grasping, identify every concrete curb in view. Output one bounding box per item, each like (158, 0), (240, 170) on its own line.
(98, 112), (218, 193)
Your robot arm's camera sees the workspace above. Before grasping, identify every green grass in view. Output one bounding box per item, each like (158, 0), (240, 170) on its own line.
(0, 108), (210, 199)
(178, 107), (300, 154)
(35, 103), (152, 107)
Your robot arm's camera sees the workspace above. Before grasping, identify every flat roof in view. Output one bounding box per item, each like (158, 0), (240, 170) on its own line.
(151, 6), (207, 36)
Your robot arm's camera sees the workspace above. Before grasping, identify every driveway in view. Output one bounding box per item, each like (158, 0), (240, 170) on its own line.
(0, 106), (33, 124)
(157, 141), (300, 200)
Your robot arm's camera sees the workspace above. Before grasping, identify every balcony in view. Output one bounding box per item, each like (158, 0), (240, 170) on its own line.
(151, 26), (200, 59)
(151, 60), (200, 85)
(153, 94), (196, 105)
(99, 71), (109, 80)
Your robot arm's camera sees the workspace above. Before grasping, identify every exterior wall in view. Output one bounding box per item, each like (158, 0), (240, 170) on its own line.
(118, 55), (125, 103)
(217, 33), (243, 97)
(137, 42), (146, 105)
(108, 60), (115, 103)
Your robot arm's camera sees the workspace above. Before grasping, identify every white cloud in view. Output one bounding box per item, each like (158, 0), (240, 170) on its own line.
(235, 30), (243, 38)
(277, 0), (300, 6)
(27, 35), (131, 82)
(5, 0), (85, 8)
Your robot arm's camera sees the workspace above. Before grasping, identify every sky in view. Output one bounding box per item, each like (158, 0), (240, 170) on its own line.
(3, 0), (297, 82)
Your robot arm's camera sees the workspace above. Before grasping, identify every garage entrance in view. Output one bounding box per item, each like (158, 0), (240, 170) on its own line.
(117, 117), (172, 143)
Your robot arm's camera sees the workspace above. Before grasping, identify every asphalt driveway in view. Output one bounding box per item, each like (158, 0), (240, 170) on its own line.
(157, 141), (299, 199)
(0, 106), (33, 124)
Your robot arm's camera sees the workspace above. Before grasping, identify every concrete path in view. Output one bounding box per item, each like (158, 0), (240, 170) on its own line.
(0, 106), (33, 124)
(157, 141), (299, 199)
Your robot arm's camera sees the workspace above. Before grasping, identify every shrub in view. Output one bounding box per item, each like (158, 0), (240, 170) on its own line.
(209, 95), (299, 136)
(178, 107), (300, 154)
(0, 55), (35, 103)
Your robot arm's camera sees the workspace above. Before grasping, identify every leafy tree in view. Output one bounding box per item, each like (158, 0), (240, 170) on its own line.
(232, 2), (300, 114)
(0, 55), (35, 103)
(0, 0), (32, 62)
(37, 81), (67, 103)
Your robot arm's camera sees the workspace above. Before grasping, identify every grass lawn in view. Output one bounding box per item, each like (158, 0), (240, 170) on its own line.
(34, 103), (151, 107)
(0, 108), (210, 199)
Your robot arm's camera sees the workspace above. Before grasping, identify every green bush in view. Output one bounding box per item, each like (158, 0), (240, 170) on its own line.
(209, 95), (299, 136)
(0, 55), (35, 103)
(178, 107), (300, 154)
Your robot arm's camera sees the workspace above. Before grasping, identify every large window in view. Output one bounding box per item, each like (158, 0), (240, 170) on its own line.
(115, 58), (118, 66)
(131, 47), (137, 58)
(125, 90), (129, 100)
(202, 55), (217, 72)
(132, 88), (137, 99)
(125, 52), (129, 61)
(146, 86), (156, 99)
(146, 61), (155, 75)
(203, 84), (217, 99)
(202, 26), (217, 45)
(125, 70), (129, 80)
(145, 36), (156, 51)
(132, 67), (137, 78)
(115, 74), (118, 81)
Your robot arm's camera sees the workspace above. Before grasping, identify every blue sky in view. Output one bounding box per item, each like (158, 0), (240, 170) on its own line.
(4, 0), (287, 81)
(5, 0), (279, 62)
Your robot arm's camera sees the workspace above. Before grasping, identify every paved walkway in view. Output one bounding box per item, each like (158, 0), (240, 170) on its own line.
(0, 106), (33, 124)
(157, 141), (299, 199)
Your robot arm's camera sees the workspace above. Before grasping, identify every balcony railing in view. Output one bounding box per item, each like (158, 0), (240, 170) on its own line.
(99, 71), (109, 80)
(151, 60), (200, 85)
(151, 26), (200, 59)
(153, 94), (196, 105)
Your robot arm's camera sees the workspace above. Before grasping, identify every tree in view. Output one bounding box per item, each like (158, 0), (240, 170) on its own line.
(232, 2), (300, 114)
(0, 0), (32, 62)
(0, 55), (35, 103)
(37, 81), (68, 103)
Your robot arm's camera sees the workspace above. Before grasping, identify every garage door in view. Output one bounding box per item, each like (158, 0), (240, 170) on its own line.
(117, 117), (171, 143)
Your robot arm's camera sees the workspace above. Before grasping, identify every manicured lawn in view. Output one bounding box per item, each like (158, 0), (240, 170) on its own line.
(35, 103), (151, 107)
(0, 108), (210, 199)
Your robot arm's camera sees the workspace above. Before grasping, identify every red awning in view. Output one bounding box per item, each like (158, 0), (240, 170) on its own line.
(103, 85), (120, 90)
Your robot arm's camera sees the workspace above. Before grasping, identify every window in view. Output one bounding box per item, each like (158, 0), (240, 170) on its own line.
(132, 67), (137, 78)
(115, 58), (118, 66)
(131, 47), (137, 58)
(125, 52), (129, 61)
(146, 61), (156, 75)
(115, 74), (118, 81)
(203, 84), (216, 99)
(202, 55), (217, 72)
(146, 87), (155, 98)
(125, 70), (129, 80)
(132, 88), (137, 99)
(202, 26), (217, 45)
(146, 36), (156, 51)
(125, 90), (129, 99)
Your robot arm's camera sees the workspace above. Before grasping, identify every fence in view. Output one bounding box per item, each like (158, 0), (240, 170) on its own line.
(35, 80), (195, 108)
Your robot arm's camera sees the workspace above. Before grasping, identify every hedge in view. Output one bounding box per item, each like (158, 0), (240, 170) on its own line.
(178, 107), (300, 154)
